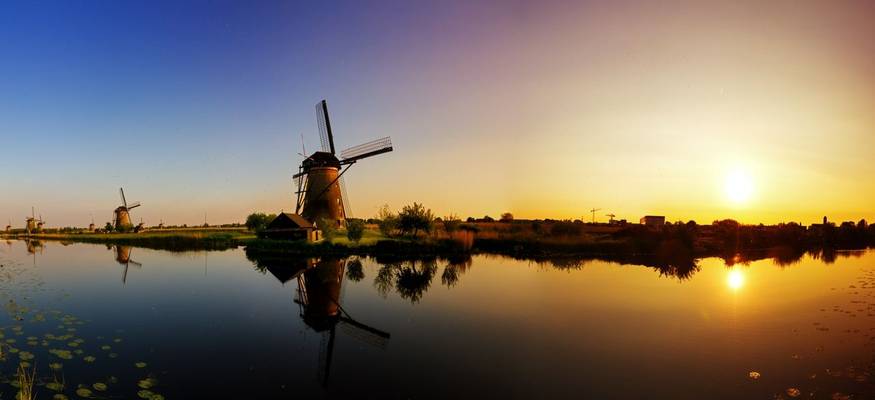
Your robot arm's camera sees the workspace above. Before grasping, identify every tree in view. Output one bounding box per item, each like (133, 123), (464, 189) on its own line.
(376, 204), (398, 237)
(317, 217), (337, 238)
(104, 222), (114, 232)
(347, 219), (365, 243)
(245, 213), (275, 232)
(500, 212), (514, 223)
(398, 202), (434, 237)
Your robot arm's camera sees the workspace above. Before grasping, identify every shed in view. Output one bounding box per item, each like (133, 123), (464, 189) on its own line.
(263, 213), (322, 241)
(640, 215), (666, 227)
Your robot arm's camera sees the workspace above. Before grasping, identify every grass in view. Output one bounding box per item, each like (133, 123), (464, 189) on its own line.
(17, 363), (36, 400)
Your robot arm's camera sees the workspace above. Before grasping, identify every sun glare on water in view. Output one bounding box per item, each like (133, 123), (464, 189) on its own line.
(725, 169), (754, 204)
(727, 269), (745, 291)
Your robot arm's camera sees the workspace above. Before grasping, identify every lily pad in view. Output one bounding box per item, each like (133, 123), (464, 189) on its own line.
(75, 387), (93, 398)
(100, 345), (111, 351)
(46, 382), (64, 391)
(92, 382), (107, 391)
(83, 355), (96, 363)
(137, 390), (155, 399)
(49, 362), (63, 370)
(53, 395), (69, 400)
(137, 378), (158, 389)
(786, 388), (801, 397)
(135, 362), (147, 368)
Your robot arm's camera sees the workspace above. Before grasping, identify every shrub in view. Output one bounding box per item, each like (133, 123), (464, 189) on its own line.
(500, 212), (514, 223)
(443, 214), (461, 234)
(376, 204), (398, 237)
(245, 213), (275, 232)
(347, 219), (365, 243)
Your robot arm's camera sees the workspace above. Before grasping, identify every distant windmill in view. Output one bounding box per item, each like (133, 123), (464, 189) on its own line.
(4, 219), (10, 233)
(114, 188), (141, 230)
(293, 100), (394, 228)
(25, 207), (43, 235)
(590, 208), (602, 224)
(88, 214), (95, 232)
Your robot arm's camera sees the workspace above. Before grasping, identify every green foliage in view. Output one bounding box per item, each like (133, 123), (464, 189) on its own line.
(104, 222), (114, 232)
(398, 202), (435, 237)
(346, 219), (365, 243)
(245, 213), (276, 233)
(317, 217), (337, 238)
(376, 204), (398, 237)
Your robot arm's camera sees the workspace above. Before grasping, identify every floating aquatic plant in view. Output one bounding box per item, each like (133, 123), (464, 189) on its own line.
(92, 382), (107, 391)
(83, 355), (96, 363)
(137, 377), (158, 389)
(135, 362), (147, 368)
(75, 387), (93, 397)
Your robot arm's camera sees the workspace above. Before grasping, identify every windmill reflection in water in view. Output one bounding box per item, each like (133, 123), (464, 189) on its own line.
(262, 257), (391, 388)
(113, 245), (142, 284)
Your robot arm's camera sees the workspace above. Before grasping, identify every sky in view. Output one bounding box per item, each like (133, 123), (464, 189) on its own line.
(1, 0), (874, 227)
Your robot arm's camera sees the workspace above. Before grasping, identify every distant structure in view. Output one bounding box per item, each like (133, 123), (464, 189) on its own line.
(589, 208), (602, 223)
(157, 219), (164, 229)
(263, 213), (321, 241)
(114, 188), (141, 230)
(37, 215), (45, 231)
(4, 219), (10, 233)
(88, 214), (96, 232)
(640, 215), (666, 227)
(606, 213), (616, 224)
(25, 207), (43, 235)
(292, 100), (393, 229)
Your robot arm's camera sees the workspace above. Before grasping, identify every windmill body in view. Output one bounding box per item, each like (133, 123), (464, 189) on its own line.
(293, 100), (393, 229)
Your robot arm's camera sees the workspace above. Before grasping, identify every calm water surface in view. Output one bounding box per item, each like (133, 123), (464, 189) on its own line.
(1, 240), (874, 399)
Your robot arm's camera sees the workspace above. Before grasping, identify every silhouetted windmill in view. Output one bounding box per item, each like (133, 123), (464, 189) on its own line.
(88, 214), (96, 232)
(590, 208), (601, 223)
(293, 100), (393, 228)
(114, 188), (141, 230)
(4, 219), (10, 233)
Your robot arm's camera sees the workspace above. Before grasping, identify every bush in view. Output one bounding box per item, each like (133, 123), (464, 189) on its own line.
(500, 212), (514, 223)
(443, 214), (461, 234)
(318, 217), (337, 238)
(376, 204), (398, 237)
(347, 219), (365, 243)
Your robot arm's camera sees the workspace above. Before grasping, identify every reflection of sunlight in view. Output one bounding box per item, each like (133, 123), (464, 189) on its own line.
(727, 269), (745, 291)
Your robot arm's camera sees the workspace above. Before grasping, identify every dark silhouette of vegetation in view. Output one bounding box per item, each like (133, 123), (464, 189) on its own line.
(500, 212), (514, 223)
(398, 202), (434, 237)
(346, 219), (365, 243)
(376, 204), (398, 236)
(245, 213), (276, 233)
(346, 257), (365, 282)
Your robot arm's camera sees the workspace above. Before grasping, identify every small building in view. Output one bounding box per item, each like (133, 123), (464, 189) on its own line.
(640, 215), (666, 227)
(263, 213), (321, 242)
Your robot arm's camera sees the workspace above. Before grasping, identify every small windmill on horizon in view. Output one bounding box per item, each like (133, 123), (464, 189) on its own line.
(25, 207), (44, 236)
(292, 100), (393, 228)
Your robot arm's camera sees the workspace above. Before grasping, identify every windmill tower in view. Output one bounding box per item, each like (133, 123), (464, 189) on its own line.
(88, 214), (96, 232)
(293, 100), (394, 228)
(4, 219), (10, 233)
(114, 188), (141, 230)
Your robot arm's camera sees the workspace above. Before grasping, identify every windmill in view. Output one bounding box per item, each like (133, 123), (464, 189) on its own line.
(293, 100), (393, 228)
(589, 208), (602, 224)
(88, 214), (96, 232)
(114, 188), (141, 230)
(25, 207), (43, 235)
(4, 219), (10, 233)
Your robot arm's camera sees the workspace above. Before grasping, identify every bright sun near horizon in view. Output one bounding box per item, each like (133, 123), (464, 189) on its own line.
(724, 169), (755, 205)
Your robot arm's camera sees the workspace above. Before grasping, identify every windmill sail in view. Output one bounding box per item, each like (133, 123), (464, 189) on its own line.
(340, 137), (393, 164)
(316, 100), (336, 154)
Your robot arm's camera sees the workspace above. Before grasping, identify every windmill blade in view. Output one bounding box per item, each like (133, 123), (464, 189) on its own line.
(119, 188), (127, 208)
(127, 202), (141, 209)
(339, 137), (393, 164)
(339, 176), (352, 219)
(315, 100), (336, 154)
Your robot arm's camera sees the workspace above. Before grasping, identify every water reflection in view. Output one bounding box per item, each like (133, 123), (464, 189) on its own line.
(113, 245), (142, 284)
(726, 268), (745, 291)
(246, 252), (392, 388)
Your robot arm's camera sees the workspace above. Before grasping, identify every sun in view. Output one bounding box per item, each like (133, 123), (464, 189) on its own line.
(725, 169), (754, 204)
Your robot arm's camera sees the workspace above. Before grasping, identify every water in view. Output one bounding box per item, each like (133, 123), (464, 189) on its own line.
(0, 240), (874, 399)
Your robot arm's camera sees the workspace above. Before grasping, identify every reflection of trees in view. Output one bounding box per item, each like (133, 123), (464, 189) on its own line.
(441, 255), (472, 287)
(346, 258), (365, 282)
(373, 258), (438, 303)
